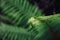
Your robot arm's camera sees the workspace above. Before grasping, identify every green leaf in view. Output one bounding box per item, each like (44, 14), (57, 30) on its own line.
(0, 22), (34, 40)
(28, 17), (53, 40)
(0, 0), (60, 40)
(0, 0), (42, 27)
(31, 14), (60, 40)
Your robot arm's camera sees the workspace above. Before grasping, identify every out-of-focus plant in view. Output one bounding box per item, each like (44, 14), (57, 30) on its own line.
(0, 0), (60, 40)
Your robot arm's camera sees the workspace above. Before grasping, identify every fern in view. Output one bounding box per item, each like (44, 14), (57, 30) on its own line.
(28, 16), (54, 40)
(29, 14), (60, 40)
(0, 22), (35, 40)
(0, 0), (42, 27)
(0, 0), (60, 40)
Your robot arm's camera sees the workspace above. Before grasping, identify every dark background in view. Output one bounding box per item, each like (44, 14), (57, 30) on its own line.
(29, 0), (60, 16)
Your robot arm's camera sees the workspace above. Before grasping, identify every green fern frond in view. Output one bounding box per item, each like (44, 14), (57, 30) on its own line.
(28, 14), (60, 40)
(28, 17), (53, 40)
(0, 0), (42, 26)
(43, 14), (60, 38)
(0, 0), (60, 40)
(0, 22), (35, 40)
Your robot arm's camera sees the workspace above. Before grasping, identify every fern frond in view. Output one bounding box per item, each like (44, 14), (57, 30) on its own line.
(28, 17), (53, 40)
(0, 0), (42, 27)
(31, 14), (60, 40)
(0, 22), (34, 40)
(43, 14), (60, 39)
(0, 0), (60, 40)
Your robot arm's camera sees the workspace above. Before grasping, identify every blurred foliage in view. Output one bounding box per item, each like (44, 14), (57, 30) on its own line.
(0, 0), (60, 40)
